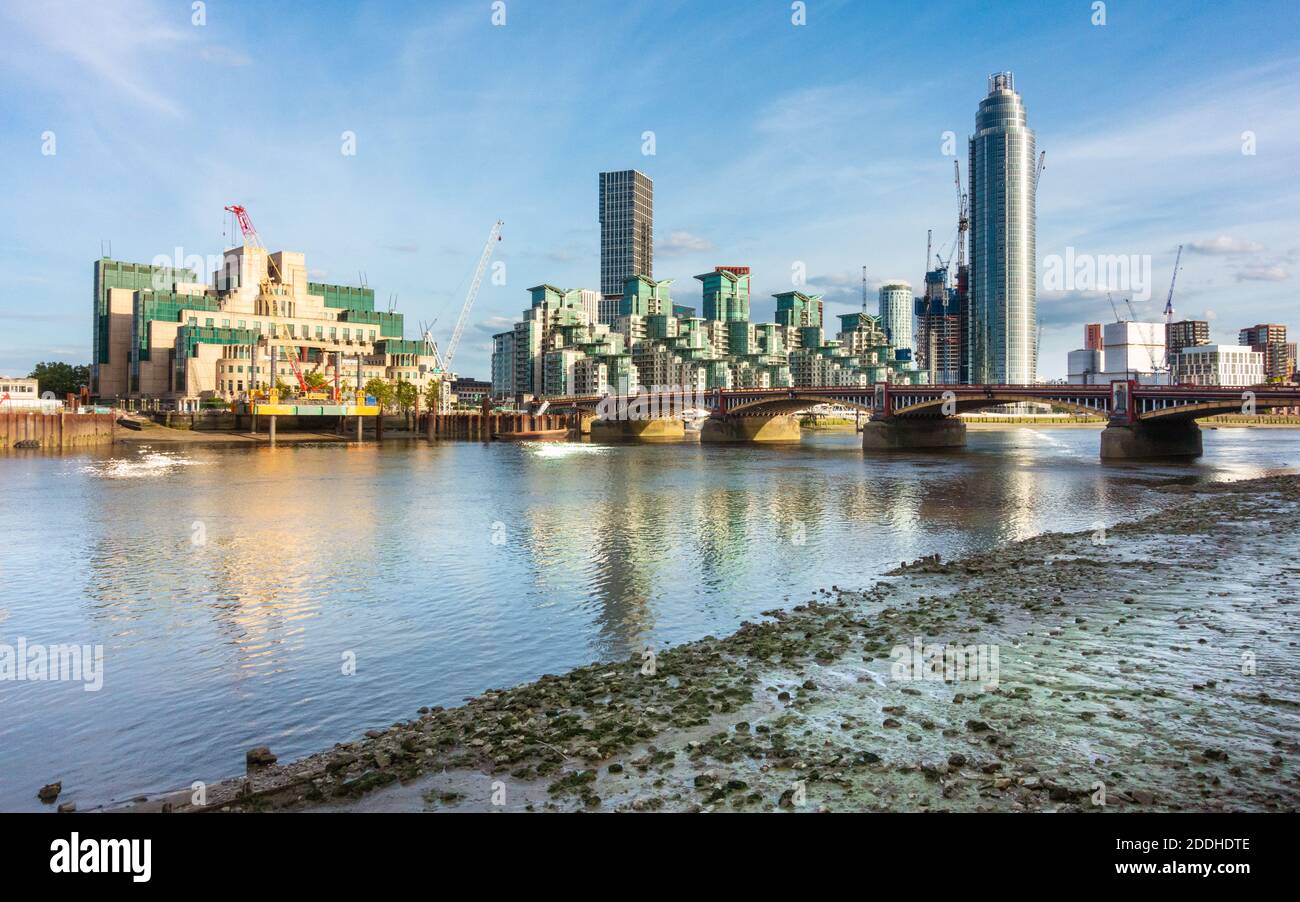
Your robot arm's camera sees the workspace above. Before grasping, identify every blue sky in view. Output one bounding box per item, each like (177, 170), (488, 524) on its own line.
(1, 0), (1297, 380)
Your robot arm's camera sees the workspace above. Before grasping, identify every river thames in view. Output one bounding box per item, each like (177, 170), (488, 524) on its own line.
(2, 426), (1298, 811)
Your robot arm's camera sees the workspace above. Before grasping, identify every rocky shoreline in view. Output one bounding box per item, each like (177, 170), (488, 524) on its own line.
(118, 473), (1300, 813)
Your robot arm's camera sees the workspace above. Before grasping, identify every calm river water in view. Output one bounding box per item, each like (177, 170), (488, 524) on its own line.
(2, 426), (1298, 811)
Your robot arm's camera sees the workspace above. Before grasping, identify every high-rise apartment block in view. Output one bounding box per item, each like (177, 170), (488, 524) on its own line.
(1166, 319), (1209, 378)
(878, 281), (914, 360)
(968, 72), (1037, 384)
(599, 170), (653, 303)
(1239, 323), (1289, 381)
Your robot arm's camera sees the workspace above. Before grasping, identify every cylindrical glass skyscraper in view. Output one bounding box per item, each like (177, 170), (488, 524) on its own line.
(968, 71), (1036, 384)
(878, 281), (914, 358)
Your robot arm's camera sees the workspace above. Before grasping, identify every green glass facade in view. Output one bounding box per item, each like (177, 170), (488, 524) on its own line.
(338, 308), (404, 338)
(94, 258), (196, 368)
(309, 282), (376, 313)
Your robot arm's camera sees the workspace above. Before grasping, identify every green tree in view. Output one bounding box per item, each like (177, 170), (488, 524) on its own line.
(29, 361), (89, 397)
(394, 379), (418, 414)
(362, 377), (393, 409)
(304, 371), (328, 391)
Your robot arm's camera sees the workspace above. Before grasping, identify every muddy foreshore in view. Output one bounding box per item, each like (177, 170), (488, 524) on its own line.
(120, 473), (1300, 814)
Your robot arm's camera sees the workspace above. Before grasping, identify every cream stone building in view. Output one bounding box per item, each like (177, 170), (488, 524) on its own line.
(92, 247), (447, 411)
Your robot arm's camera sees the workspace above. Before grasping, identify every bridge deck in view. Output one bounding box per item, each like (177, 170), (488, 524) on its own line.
(542, 383), (1300, 422)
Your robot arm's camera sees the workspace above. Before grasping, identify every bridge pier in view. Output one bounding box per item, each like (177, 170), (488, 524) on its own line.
(1100, 419), (1202, 460)
(700, 414), (801, 443)
(590, 418), (686, 442)
(861, 417), (966, 451)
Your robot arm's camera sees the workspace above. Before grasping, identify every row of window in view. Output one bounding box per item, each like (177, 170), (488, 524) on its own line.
(184, 316), (377, 342)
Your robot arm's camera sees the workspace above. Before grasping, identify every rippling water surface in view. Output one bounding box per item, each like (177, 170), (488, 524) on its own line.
(1, 427), (1297, 810)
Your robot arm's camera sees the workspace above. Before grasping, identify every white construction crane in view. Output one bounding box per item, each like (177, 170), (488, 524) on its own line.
(1164, 244), (1183, 324)
(419, 317), (442, 370)
(954, 160), (968, 277)
(1162, 244), (1183, 371)
(439, 220), (503, 375)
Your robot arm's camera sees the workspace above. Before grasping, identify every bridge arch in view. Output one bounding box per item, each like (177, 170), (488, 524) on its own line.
(1137, 400), (1253, 422)
(724, 395), (876, 417)
(891, 394), (1108, 418)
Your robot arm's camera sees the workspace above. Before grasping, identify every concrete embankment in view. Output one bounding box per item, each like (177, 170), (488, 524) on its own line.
(109, 474), (1300, 814)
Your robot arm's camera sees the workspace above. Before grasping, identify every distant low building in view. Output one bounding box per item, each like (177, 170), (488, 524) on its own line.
(0, 376), (53, 411)
(1066, 349), (1102, 385)
(1175, 344), (1265, 386)
(1066, 321), (1169, 385)
(451, 377), (490, 407)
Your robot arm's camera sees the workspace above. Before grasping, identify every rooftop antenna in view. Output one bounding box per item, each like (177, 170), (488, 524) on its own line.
(861, 266), (868, 312)
(926, 229), (932, 274)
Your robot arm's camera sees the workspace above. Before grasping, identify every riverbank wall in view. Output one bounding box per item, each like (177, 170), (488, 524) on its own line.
(1, 411), (116, 450)
(424, 412), (575, 440)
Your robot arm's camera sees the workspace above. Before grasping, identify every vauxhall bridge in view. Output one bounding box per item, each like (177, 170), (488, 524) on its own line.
(541, 380), (1300, 459)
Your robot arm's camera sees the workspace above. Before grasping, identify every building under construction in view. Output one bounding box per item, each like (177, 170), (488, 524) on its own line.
(91, 209), (446, 411)
(914, 267), (963, 385)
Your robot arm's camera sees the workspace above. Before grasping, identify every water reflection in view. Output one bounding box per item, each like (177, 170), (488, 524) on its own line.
(0, 427), (1295, 810)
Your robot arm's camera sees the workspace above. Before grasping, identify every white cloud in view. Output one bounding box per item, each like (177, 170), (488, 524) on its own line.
(1186, 236), (1265, 256)
(1234, 265), (1288, 282)
(474, 315), (515, 335)
(657, 230), (715, 256)
(0, 0), (194, 117)
(199, 46), (251, 67)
